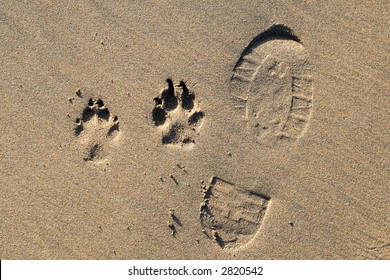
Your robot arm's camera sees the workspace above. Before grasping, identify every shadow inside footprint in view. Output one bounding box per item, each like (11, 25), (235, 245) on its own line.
(162, 123), (184, 144)
(74, 118), (83, 136)
(152, 106), (166, 126)
(107, 116), (119, 136)
(178, 81), (195, 110)
(188, 111), (204, 126)
(81, 98), (111, 122)
(82, 107), (95, 123)
(98, 107), (110, 121)
(161, 78), (178, 111)
(84, 143), (101, 161)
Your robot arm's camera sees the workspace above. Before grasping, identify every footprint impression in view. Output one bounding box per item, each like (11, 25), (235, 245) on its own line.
(230, 24), (314, 146)
(152, 79), (204, 147)
(74, 95), (120, 163)
(200, 177), (270, 249)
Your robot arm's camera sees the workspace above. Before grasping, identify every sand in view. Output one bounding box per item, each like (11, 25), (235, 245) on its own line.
(0, 1), (389, 259)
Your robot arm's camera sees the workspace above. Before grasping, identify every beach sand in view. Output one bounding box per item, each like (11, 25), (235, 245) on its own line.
(0, 0), (389, 259)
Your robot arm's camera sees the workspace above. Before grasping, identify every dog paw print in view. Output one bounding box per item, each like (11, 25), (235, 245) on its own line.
(152, 79), (204, 147)
(74, 97), (120, 162)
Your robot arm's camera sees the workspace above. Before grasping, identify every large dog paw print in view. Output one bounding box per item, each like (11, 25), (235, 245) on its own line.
(74, 97), (120, 162)
(152, 79), (204, 147)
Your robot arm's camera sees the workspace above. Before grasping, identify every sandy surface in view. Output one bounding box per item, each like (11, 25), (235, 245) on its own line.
(0, 1), (389, 259)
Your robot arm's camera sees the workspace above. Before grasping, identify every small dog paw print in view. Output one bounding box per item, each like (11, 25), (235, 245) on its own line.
(152, 79), (204, 147)
(74, 97), (120, 162)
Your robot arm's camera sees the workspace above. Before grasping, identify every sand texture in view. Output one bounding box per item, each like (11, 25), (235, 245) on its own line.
(0, 1), (389, 259)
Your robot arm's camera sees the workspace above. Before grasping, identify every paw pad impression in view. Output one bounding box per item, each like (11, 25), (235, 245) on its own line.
(152, 79), (204, 147)
(74, 96), (120, 162)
